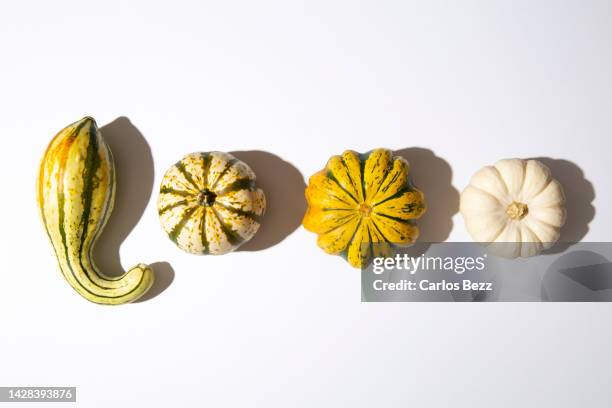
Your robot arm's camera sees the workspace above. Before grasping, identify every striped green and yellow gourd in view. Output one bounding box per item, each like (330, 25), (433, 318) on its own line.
(303, 148), (427, 268)
(158, 152), (266, 255)
(37, 117), (154, 305)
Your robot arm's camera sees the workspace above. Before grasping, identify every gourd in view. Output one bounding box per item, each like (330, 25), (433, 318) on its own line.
(158, 152), (266, 254)
(460, 158), (566, 258)
(303, 148), (426, 268)
(37, 117), (154, 304)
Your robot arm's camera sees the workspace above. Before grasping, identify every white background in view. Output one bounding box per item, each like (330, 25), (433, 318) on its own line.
(1, 0), (611, 407)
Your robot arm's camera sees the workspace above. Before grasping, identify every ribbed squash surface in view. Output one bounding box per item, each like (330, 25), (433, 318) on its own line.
(303, 148), (426, 268)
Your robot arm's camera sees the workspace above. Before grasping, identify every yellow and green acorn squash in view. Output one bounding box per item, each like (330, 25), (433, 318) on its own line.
(303, 148), (426, 268)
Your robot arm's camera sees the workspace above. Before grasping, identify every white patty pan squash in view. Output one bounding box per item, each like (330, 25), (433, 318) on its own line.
(460, 158), (566, 258)
(158, 152), (266, 255)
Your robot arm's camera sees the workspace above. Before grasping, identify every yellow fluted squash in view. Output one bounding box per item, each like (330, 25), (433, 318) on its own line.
(303, 148), (426, 268)
(37, 117), (154, 304)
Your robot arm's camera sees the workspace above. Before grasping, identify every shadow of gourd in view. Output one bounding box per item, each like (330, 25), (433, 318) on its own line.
(534, 157), (595, 254)
(394, 148), (459, 252)
(95, 117), (174, 301)
(230, 150), (306, 252)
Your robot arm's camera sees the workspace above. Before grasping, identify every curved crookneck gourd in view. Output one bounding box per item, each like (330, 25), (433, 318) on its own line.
(37, 117), (154, 305)
(303, 148), (426, 268)
(158, 152), (266, 255)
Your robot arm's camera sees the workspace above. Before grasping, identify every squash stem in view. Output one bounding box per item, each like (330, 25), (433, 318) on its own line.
(198, 189), (217, 207)
(506, 201), (528, 220)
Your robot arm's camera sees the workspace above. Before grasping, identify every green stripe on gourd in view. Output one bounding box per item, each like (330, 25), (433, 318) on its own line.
(303, 148), (427, 268)
(37, 117), (154, 304)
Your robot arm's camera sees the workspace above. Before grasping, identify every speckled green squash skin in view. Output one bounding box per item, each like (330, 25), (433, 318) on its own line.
(158, 152), (266, 255)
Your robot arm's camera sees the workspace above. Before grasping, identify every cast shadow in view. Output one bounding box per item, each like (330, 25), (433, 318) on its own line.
(94, 117), (172, 300)
(135, 262), (175, 303)
(230, 150), (306, 251)
(534, 157), (595, 254)
(394, 148), (459, 247)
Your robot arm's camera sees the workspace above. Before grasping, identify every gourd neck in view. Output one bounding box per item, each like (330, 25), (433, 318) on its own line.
(506, 201), (528, 220)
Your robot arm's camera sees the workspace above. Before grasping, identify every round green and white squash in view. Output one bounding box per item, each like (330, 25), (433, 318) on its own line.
(158, 152), (266, 255)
